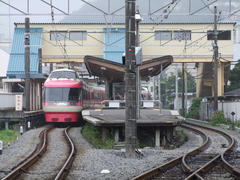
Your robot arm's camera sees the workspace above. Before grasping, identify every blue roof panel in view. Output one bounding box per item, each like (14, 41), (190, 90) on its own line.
(7, 28), (43, 78)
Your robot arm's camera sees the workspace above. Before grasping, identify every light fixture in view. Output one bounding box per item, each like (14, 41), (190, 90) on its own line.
(148, 67), (154, 71)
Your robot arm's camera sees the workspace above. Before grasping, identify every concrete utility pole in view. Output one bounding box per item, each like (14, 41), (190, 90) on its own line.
(182, 63), (185, 116)
(25, 17), (30, 111)
(213, 6), (218, 111)
(125, 0), (137, 158)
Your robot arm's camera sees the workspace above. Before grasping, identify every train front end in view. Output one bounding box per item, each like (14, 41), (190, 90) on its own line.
(43, 79), (83, 123)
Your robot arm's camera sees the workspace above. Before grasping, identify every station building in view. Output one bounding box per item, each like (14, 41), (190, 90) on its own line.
(5, 0), (235, 107)
(10, 14), (234, 99)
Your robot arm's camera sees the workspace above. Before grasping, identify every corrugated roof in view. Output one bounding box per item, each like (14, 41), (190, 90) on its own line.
(59, 15), (234, 25)
(15, 15), (235, 25)
(7, 28), (43, 78)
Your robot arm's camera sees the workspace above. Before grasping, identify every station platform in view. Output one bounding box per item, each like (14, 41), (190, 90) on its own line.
(82, 108), (183, 147)
(0, 110), (45, 131)
(82, 108), (182, 127)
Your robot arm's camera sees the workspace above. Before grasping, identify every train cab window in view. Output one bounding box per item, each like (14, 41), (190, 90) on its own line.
(49, 71), (78, 79)
(44, 87), (81, 102)
(68, 88), (81, 102)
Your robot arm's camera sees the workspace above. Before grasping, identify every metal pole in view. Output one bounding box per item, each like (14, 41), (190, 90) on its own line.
(38, 48), (42, 109)
(25, 17), (30, 111)
(182, 62), (185, 116)
(213, 6), (218, 111)
(125, 0), (136, 158)
(174, 64), (178, 110)
(38, 48), (42, 73)
(136, 13), (140, 119)
(153, 76), (155, 102)
(158, 65), (162, 113)
(185, 63), (187, 113)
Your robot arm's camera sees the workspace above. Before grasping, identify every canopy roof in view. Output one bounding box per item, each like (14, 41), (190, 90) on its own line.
(84, 55), (173, 82)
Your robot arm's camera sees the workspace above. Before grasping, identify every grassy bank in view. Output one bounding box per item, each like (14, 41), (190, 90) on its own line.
(82, 124), (114, 149)
(0, 129), (18, 146)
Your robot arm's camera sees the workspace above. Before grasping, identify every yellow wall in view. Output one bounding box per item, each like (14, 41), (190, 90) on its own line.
(16, 23), (234, 97)
(17, 23), (234, 63)
(140, 24), (234, 62)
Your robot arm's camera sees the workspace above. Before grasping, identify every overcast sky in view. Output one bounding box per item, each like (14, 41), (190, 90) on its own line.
(0, 0), (240, 43)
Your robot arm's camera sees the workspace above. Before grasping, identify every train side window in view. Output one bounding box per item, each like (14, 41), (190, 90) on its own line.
(78, 88), (82, 102)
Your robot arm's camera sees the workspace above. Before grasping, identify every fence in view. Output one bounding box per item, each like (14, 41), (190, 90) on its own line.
(200, 100), (240, 122)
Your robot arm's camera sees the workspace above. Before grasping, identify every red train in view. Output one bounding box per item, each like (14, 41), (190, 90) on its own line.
(42, 69), (105, 123)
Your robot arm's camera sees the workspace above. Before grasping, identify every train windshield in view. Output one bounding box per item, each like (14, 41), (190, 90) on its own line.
(44, 87), (82, 102)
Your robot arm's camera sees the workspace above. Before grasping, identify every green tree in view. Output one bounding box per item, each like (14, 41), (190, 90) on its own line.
(225, 60), (240, 91)
(161, 71), (196, 109)
(186, 97), (202, 119)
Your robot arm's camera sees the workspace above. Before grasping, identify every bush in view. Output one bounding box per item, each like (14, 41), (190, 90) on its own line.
(210, 111), (227, 126)
(236, 121), (240, 128)
(0, 129), (18, 146)
(82, 124), (114, 149)
(186, 97), (202, 119)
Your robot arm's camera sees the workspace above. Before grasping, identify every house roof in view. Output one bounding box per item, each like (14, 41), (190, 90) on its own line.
(7, 28), (44, 78)
(15, 15), (235, 25)
(224, 89), (240, 96)
(59, 15), (235, 25)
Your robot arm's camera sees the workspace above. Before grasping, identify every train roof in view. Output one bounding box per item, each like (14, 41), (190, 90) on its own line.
(48, 69), (80, 80)
(44, 79), (82, 88)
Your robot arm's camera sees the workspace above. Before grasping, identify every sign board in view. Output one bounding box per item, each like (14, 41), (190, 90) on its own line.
(109, 101), (120, 108)
(0, 140), (3, 153)
(15, 95), (23, 111)
(135, 47), (142, 65)
(143, 101), (154, 108)
(42, 66), (50, 75)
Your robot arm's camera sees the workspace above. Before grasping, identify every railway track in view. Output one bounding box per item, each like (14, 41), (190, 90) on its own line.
(185, 122), (240, 180)
(132, 122), (240, 180)
(1, 127), (75, 180)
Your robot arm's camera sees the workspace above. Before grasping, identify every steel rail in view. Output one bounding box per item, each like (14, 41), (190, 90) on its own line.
(181, 124), (209, 174)
(221, 132), (240, 178)
(54, 127), (75, 180)
(184, 121), (240, 179)
(132, 125), (208, 180)
(2, 128), (52, 180)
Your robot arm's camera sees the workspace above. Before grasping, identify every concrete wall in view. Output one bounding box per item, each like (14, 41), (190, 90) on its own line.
(201, 100), (240, 122)
(0, 92), (22, 110)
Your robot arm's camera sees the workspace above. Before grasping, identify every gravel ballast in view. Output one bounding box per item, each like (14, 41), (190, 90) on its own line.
(67, 129), (202, 180)
(0, 127), (44, 179)
(2, 118), (240, 180)
(21, 128), (69, 180)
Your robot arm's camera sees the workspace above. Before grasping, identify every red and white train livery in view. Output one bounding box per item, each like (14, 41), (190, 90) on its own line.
(43, 69), (104, 123)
